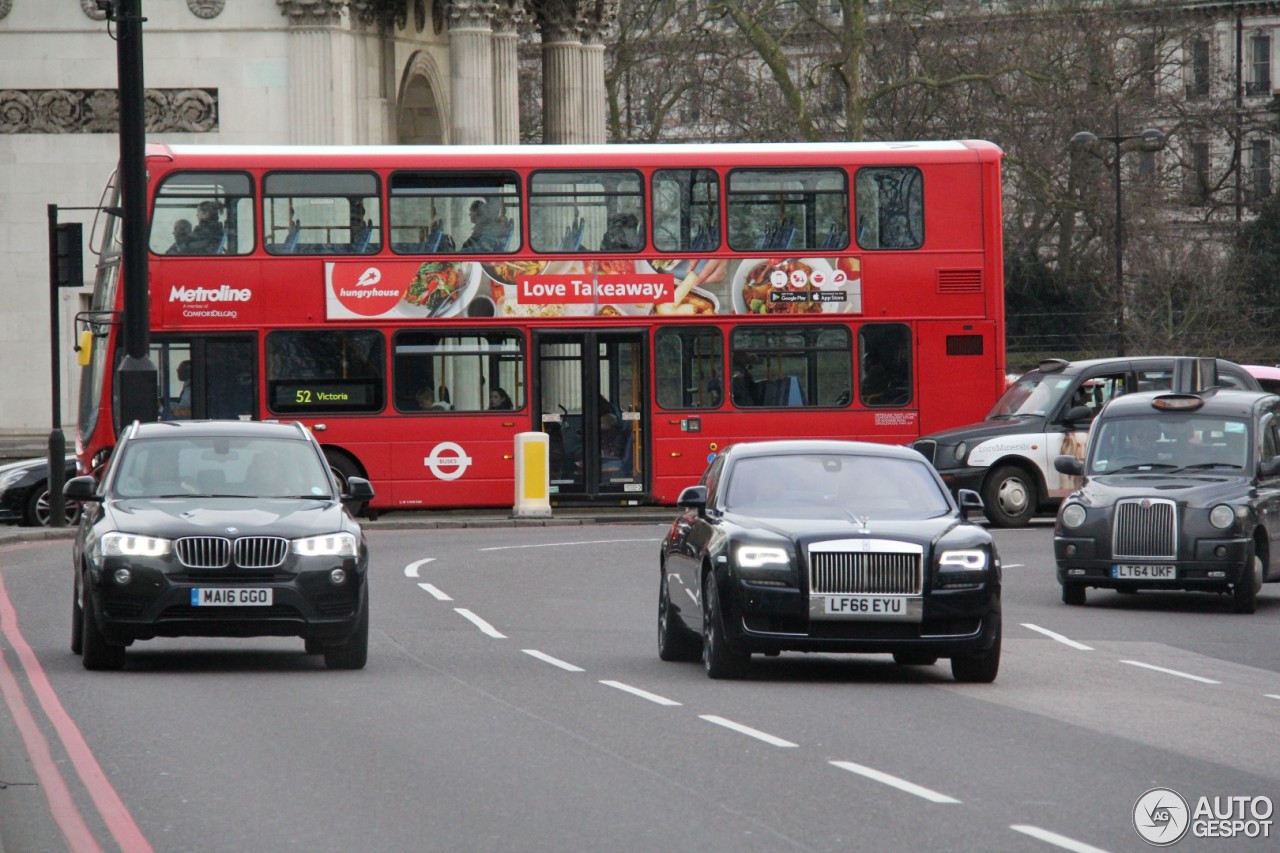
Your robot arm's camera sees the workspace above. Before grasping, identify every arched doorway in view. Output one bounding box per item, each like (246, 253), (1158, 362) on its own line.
(397, 50), (447, 144)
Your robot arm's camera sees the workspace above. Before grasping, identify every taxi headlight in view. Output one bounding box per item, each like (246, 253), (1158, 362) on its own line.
(293, 532), (359, 558)
(736, 545), (790, 569)
(99, 532), (171, 558)
(953, 442), (968, 463)
(1060, 503), (1087, 529)
(1209, 504), (1235, 530)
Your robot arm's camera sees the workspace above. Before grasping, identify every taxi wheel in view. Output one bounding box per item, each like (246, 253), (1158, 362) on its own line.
(982, 465), (1036, 528)
(702, 573), (749, 679)
(658, 571), (700, 662)
(1233, 551), (1263, 614)
(1062, 583), (1086, 606)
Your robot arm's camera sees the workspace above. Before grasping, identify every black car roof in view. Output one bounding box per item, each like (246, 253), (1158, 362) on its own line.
(1099, 388), (1279, 419)
(721, 439), (925, 462)
(123, 420), (312, 441)
(1026, 355), (1247, 377)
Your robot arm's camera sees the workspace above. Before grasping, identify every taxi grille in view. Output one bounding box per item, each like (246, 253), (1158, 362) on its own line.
(809, 551), (923, 595)
(1112, 498), (1177, 560)
(175, 536), (289, 569)
(910, 440), (937, 465)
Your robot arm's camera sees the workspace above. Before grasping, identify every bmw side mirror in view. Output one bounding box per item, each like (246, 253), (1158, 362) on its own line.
(677, 485), (707, 516)
(63, 475), (102, 502)
(956, 488), (983, 518)
(1054, 455), (1084, 476)
(343, 476), (375, 502)
(1063, 405), (1094, 426)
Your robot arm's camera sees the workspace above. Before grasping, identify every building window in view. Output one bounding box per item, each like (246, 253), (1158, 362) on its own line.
(1184, 141), (1212, 205)
(1186, 37), (1211, 99)
(1251, 139), (1272, 202)
(1248, 33), (1272, 96)
(1138, 41), (1158, 99)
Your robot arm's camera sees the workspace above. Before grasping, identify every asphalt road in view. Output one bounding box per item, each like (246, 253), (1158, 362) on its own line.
(2, 520), (1278, 852)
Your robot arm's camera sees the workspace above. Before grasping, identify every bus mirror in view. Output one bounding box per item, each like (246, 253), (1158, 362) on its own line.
(77, 329), (93, 366)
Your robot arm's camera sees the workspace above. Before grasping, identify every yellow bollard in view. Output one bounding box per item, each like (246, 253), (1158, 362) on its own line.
(512, 431), (552, 518)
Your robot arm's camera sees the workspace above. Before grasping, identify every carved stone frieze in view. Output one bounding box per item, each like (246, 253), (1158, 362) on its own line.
(0, 0), (12, 22)
(81, 0), (108, 21)
(491, 0), (527, 34)
(276, 0), (348, 26)
(0, 89), (218, 134)
(448, 0), (497, 29)
(581, 0), (618, 44)
(187, 0), (226, 19)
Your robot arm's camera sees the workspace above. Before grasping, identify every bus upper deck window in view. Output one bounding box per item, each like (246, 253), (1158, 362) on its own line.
(726, 168), (848, 253)
(389, 171), (521, 255)
(529, 170), (644, 254)
(855, 167), (923, 250)
(263, 171), (381, 256)
(149, 171), (254, 256)
(652, 169), (720, 253)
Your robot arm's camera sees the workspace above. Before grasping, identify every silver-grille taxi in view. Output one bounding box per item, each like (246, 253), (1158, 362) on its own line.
(658, 440), (1002, 681)
(1053, 389), (1280, 612)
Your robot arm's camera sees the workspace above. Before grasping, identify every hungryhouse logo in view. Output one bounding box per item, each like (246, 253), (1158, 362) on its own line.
(169, 284), (252, 302)
(339, 266), (401, 300)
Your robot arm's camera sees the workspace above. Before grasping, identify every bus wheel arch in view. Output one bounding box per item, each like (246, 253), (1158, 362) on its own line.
(981, 461), (1040, 528)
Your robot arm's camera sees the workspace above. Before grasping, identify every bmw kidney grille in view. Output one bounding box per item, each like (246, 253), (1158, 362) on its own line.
(175, 536), (289, 569)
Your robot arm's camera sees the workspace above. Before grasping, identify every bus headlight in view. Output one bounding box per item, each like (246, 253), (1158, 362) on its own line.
(1060, 503), (1087, 529)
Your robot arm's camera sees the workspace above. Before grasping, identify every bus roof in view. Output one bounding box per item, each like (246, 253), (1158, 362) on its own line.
(144, 140), (1004, 169)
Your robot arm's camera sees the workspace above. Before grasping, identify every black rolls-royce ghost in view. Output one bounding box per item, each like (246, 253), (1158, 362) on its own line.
(658, 439), (1002, 681)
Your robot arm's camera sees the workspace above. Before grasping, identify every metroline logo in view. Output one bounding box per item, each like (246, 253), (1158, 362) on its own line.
(168, 285), (252, 302)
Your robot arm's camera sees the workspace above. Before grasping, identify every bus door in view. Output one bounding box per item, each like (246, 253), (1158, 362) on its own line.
(151, 335), (257, 422)
(535, 330), (647, 501)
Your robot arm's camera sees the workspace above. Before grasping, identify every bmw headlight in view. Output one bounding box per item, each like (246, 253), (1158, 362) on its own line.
(293, 532), (359, 558)
(1209, 504), (1235, 530)
(1060, 503), (1087, 529)
(736, 545), (790, 569)
(953, 441), (968, 463)
(99, 532), (171, 558)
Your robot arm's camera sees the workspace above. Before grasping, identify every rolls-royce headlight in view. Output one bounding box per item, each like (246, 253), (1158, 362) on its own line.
(953, 442), (968, 463)
(293, 532), (359, 558)
(939, 549), (987, 572)
(1060, 503), (1087, 529)
(736, 545), (790, 569)
(99, 532), (171, 558)
(1209, 504), (1235, 530)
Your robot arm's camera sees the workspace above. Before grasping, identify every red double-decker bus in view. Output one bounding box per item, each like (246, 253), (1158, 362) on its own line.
(76, 141), (1005, 510)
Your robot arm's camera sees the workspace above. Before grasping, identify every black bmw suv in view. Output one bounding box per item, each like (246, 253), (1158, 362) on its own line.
(65, 420), (375, 669)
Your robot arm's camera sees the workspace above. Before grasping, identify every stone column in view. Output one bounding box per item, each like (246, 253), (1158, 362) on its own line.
(277, 0), (349, 144)
(491, 0), (526, 145)
(449, 0), (497, 145)
(579, 0), (617, 145)
(534, 0), (585, 144)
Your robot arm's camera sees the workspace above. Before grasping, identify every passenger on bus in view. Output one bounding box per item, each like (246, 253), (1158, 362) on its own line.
(415, 386), (451, 411)
(489, 387), (514, 410)
(163, 360), (192, 420)
(461, 200), (509, 253)
(600, 212), (640, 251)
(188, 201), (225, 254)
(861, 350), (891, 403)
(167, 219), (194, 254)
(599, 410), (629, 471)
(731, 351), (760, 406)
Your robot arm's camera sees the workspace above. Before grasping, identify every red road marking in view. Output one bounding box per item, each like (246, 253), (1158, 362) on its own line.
(0, 573), (152, 852)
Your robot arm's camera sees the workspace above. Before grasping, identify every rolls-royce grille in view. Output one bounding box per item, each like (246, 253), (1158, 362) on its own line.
(911, 440), (937, 465)
(1113, 498), (1177, 560)
(176, 536), (289, 569)
(809, 551), (923, 595)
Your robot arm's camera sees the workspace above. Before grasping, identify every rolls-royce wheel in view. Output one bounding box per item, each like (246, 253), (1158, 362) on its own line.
(702, 573), (749, 679)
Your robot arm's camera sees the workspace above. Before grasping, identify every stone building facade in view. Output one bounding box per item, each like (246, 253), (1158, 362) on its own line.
(0, 0), (616, 457)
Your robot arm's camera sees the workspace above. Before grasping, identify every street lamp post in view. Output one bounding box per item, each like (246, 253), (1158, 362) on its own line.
(1070, 103), (1166, 357)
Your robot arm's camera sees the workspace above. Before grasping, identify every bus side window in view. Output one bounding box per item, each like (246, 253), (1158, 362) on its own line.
(855, 166), (923, 250)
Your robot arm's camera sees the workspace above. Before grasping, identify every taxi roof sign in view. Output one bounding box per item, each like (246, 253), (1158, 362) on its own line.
(1152, 394), (1206, 411)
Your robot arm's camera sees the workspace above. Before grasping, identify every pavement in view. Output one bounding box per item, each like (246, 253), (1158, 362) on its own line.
(0, 504), (679, 547)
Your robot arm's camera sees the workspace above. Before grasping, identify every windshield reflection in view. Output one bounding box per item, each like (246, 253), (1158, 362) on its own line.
(987, 374), (1074, 419)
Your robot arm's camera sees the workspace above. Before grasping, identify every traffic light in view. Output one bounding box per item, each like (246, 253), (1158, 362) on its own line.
(55, 222), (83, 288)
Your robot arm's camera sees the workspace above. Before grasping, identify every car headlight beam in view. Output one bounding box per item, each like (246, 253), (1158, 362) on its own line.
(736, 545), (790, 569)
(293, 532), (359, 558)
(100, 532), (171, 558)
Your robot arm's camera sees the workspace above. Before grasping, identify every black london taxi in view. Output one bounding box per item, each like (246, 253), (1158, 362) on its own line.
(1052, 386), (1280, 613)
